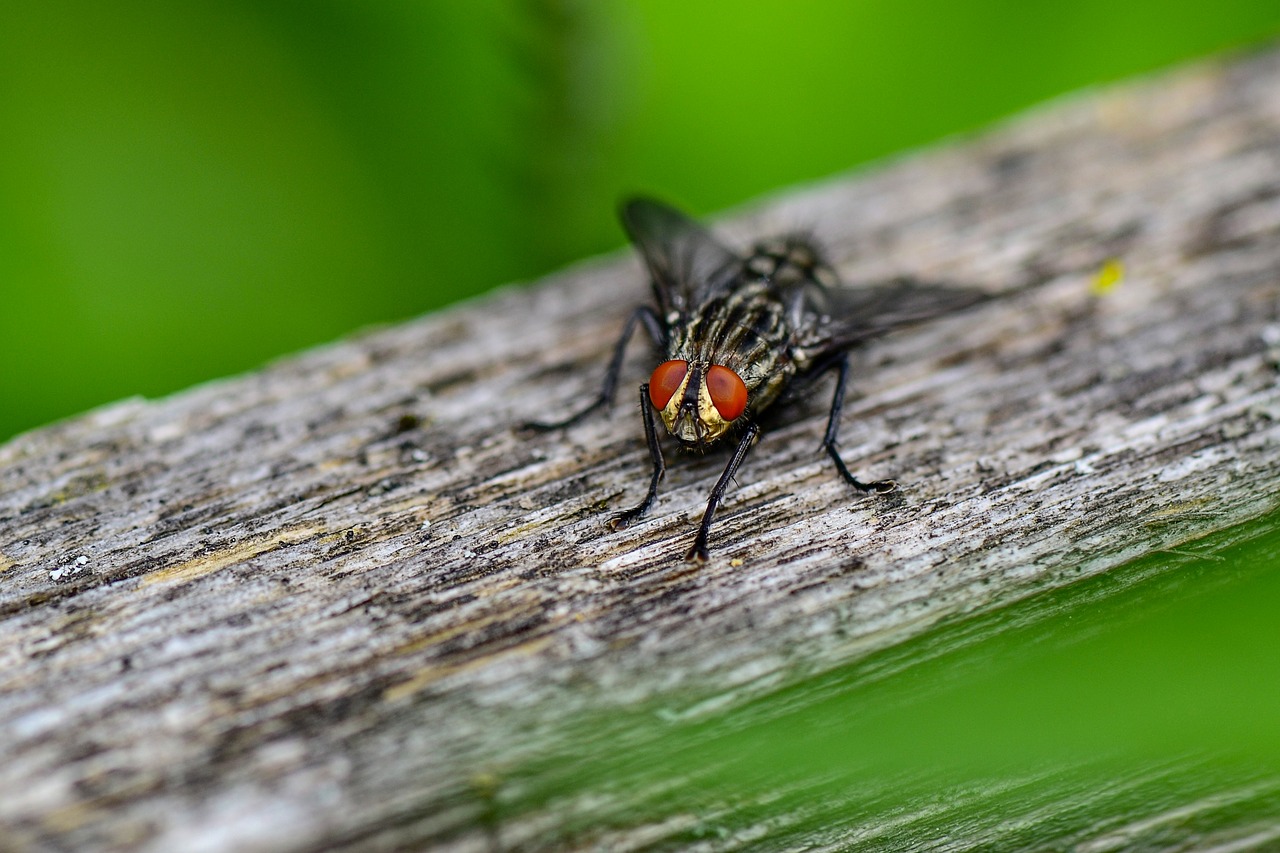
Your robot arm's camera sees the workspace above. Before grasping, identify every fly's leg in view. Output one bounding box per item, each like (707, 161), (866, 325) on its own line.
(822, 352), (897, 494)
(687, 421), (760, 562)
(610, 384), (665, 530)
(524, 306), (664, 431)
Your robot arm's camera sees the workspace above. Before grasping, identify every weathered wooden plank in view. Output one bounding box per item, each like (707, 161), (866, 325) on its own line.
(2, 45), (1279, 851)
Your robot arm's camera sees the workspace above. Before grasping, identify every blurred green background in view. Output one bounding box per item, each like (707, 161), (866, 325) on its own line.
(1, 1), (1277, 442)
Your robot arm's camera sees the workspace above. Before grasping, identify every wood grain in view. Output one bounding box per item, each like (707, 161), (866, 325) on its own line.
(2, 46), (1279, 851)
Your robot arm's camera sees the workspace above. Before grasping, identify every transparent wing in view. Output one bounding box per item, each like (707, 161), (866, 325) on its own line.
(801, 276), (992, 358)
(619, 197), (742, 317)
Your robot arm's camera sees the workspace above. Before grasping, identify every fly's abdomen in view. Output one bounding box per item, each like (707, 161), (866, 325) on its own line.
(746, 236), (839, 290)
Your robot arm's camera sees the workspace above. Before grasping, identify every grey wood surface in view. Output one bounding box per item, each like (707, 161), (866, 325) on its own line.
(2, 46), (1279, 852)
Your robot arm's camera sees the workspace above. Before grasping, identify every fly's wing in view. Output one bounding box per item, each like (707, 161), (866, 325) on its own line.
(619, 197), (742, 318)
(798, 275), (992, 361)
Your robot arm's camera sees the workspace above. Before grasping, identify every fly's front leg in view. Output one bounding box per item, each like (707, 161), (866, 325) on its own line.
(822, 352), (897, 494)
(687, 421), (760, 562)
(610, 384), (665, 530)
(524, 306), (664, 431)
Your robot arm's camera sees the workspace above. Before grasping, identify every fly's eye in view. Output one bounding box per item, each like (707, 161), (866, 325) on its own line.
(649, 360), (689, 410)
(705, 365), (748, 421)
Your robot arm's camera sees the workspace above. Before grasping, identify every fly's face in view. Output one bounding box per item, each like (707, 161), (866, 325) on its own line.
(647, 359), (748, 447)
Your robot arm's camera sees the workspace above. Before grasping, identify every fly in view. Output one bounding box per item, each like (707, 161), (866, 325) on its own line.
(530, 197), (988, 562)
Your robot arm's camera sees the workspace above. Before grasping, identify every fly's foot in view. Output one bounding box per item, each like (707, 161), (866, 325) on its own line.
(609, 508), (646, 531)
(825, 445), (898, 495)
(519, 419), (559, 433)
(684, 542), (710, 563)
(520, 411), (589, 433)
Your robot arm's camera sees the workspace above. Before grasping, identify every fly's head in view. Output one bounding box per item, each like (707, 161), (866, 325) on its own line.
(648, 359), (748, 448)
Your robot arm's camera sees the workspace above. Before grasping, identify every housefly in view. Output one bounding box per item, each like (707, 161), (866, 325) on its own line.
(531, 197), (987, 561)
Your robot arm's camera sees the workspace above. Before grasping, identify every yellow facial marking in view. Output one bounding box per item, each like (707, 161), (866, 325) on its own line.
(658, 366), (733, 445)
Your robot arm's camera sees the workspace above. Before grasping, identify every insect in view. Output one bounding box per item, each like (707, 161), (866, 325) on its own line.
(531, 197), (987, 561)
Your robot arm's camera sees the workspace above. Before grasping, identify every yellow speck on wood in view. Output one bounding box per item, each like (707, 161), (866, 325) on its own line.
(1091, 258), (1125, 295)
(142, 523), (325, 587)
(0, 553), (13, 573)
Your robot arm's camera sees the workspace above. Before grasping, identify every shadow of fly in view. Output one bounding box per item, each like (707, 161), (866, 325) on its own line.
(530, 198), (988, 561)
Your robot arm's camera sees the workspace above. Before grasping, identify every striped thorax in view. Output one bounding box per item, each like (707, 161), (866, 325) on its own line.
(649, 238), (838, 447)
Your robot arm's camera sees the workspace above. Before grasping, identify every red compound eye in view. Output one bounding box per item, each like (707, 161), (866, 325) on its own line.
(706, 365), (748, 421)
(649, 360), (688, 409)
